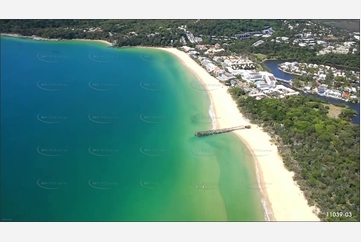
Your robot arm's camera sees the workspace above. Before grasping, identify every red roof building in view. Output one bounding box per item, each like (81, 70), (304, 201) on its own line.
(342, 92), (350, 98)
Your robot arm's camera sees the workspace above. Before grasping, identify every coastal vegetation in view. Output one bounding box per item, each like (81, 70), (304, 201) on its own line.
(323, 104), (344, 119)
(228, 89), (360, 221)
(0, 19), (279, 46)
(1, 19), (359, 70)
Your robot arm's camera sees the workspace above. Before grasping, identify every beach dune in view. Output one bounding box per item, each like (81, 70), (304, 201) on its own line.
(160, 47), (320, 221)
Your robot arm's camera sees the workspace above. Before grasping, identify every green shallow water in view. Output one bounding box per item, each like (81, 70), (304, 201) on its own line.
(0, 37), (265, 221)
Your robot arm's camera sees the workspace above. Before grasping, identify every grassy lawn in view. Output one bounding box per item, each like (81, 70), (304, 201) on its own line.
(323, 104), (344, 119)
(254, 53), (267, 61)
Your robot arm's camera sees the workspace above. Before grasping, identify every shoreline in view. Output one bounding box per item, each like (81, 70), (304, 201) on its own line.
(1, 33), (113, 46)
(159, 48), (320, 221)
(73, 38), (112, 46)
(150, 47), (220, 130)
(1, 35), (320, 221)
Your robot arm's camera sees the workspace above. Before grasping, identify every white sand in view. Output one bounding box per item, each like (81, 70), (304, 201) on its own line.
(1, 34), (112, 46)
(73, 39), (112, 46)
(158, 47), (320, 221)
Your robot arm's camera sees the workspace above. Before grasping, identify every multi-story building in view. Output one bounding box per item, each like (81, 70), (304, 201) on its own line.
(235, 33), (251, 40)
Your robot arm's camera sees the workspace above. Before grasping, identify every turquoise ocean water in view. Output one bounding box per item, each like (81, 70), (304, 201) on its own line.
(1, 36), (265, 221)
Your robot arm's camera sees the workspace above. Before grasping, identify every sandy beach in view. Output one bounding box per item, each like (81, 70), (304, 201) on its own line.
(73, 38), (112, 46)
(1, 33), (60, 41)
(1, 33), (112, 46)
(159, 47), (320, 221)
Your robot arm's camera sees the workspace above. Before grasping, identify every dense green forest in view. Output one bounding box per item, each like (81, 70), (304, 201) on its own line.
(0, 19), (282, 38)
(228, 89), (360, 221)
(1, 19), (359, 70)
(0, 19), (282, 47)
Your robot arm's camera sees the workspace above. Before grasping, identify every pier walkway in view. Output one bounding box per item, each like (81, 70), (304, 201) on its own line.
(195, 125), (251, 137)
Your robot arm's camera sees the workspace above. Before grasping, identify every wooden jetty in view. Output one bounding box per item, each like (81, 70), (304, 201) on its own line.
(195, 125), (251, 137)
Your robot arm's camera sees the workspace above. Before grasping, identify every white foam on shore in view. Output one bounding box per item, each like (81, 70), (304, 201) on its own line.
(261, 198), (271, 221)
(208, 98), (217, 130)
(193, 74), (217, 130)
(253, 150), (272, 221)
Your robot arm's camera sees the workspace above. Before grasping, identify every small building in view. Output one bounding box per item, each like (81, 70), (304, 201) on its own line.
(235, 33), (251, 40)
(246, 72), (263, 82)
(342, 92), (350, 98)
(319, 74), (326, 80)
(205, 63), (217, 72)
(258, 83), (270, 90)
(188, 51), (199, 56)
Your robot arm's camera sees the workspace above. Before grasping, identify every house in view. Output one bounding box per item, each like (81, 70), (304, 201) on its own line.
(213, 67), (221, 73)
(216, 71), (236, 82)
(260, 72), (277, 88)
(342, 92), (350, 98)
(326, 89), (341, 97)
(304, 32), (313, 38)
(195, 45), (208, 50)
(252, 40), (264, 46)
(319, 74), (326, 80)
(255, 96), (265, 100)
(201, 59), (212, 66)
(245, 72), (263, 82)
(181, 46), (193, 52)
(317, 40), (327, 46)
(262, 27), (274, 35)
(230, 80), (238, 86)
(188, 51), (199, 56)
(235, 33), (251, 40)
(205, 63), (217, 72)
(258, 83), (270, 90)
(284, 62), (291, 66)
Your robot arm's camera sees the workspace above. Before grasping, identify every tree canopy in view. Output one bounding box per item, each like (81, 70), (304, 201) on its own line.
(229, 90), (360, 221)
